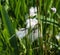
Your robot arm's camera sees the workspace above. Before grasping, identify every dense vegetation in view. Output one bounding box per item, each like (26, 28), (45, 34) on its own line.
(0, 0), (60, 55)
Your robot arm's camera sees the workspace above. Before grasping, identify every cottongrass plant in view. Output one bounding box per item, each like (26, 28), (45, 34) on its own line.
(16, 6), (40, 43)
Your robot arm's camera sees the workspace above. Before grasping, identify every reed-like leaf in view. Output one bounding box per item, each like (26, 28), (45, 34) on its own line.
(0, 4), (19, 55)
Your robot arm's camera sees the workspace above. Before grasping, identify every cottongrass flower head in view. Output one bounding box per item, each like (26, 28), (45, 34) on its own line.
(55, 33), (60, 41)
(51, 7), (56, 13)
(26, 18), (38, 28)
(16, 28), (28, 39)
(29, 7), (37, 17)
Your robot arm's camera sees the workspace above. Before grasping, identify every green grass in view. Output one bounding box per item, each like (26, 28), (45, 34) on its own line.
(0, 0), (60, 55)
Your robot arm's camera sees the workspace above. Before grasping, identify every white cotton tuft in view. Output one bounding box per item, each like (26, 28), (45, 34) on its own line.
(30, 29), (40, 42)
(16, 28), (28, 39)
(29, 7), (37, 16)
(51, 7), (56, 13)
(26, 18), (38, 28)
(55, 33), (60, 41)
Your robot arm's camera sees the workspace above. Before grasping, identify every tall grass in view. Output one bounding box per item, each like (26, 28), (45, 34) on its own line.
(0, 0), (60, 55)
